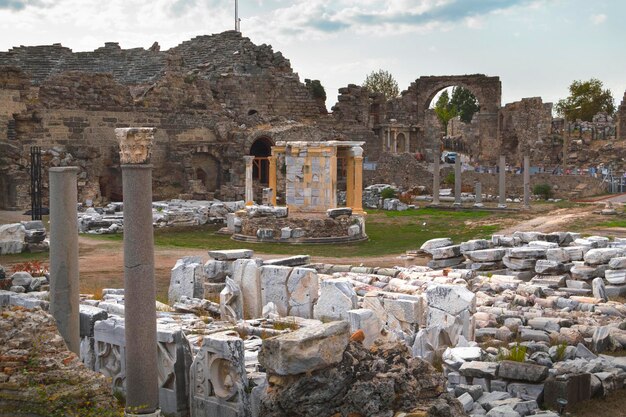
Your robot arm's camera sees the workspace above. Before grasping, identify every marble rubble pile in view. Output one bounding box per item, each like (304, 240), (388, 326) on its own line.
(77, 199), (245, 234)
(8, 231), (626, 416)
(0, 221), (47, 255)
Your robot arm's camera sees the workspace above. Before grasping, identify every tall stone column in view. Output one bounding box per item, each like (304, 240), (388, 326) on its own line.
(498, 155), (507, 208)
(268, 155), (277, 205)
(115, 127), (160, 416)
(432, 143), (440, 206)
(523, 155), (531, 209)
(345, 156), (355, 208)
(49, 167), (80, 355)
(474, 182), (483, 208)
(454, 157), (462, 206)
(352, 147), (364, 214)
(244, 155), (255, 205)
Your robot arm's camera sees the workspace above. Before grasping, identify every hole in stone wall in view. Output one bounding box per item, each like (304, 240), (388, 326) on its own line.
(248, 109), (258, 116)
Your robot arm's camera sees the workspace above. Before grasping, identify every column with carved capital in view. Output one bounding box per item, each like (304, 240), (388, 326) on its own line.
(244, 155), (255, 205)
(115, 127), (160, 417)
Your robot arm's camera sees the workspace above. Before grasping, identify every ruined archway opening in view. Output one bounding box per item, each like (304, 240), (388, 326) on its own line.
(250, 137), (273, 184)
(428, 86), (481, 162)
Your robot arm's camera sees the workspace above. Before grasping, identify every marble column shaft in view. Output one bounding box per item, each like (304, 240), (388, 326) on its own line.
(432, 146), (440, 205)
(122, 164), (159, 414)
(244, 156), (255, 204)
(454, 157), (462, 205)
(474, 182), (483, 207)
(523, 155), (531, 209)
(268, 155), (277, 205)
(49, 167), (80, 355)
(353, 155), (364, 213)
(498, 155), (507, 207)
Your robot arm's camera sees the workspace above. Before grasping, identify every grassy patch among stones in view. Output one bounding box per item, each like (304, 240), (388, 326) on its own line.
(84, 208), (503, 258)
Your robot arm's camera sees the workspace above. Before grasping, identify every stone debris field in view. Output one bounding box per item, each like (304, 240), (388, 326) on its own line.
(5, 228), (626, 416)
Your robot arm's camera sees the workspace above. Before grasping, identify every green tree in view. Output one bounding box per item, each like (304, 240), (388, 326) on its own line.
(433, 90), (457, 135)
(363, 69), (399, 99)
(449, 86), (480, 123)
(555, 78), (615, 121)
(304, 78), (326, 101)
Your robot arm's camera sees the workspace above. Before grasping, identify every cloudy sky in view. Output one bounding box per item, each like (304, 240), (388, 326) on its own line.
(0, 0), (623, 110)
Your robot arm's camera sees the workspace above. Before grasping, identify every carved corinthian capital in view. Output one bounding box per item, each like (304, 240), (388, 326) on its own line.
(115, 127), (156, 164)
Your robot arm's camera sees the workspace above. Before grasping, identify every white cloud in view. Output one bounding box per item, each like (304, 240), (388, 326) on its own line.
(591, 13), (607, 25)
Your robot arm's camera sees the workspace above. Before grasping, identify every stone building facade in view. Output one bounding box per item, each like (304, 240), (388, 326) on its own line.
(1, 31), (625, 209)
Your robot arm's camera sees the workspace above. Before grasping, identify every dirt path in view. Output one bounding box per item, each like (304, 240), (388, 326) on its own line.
(496, 206), (598, 235)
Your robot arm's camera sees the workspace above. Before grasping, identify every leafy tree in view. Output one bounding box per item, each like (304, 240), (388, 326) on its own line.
(363, 69), (399, 99)
(556, 78), (615, 121)
(449, 86), (480, 123)
(433, 90), (457, 135)
(304, 79), (326, 101)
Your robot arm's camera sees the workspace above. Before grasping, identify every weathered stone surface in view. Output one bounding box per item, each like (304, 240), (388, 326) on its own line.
(507, 247), (546, 259)
(430, 244), (461, 260)
(584, 248), (625, 265)
(0, 307), (120, 415)
(592, 277), (608, 301)
(260, 340), (464, 417)
(534, 259), (567, 275)
(10, 271), (33, 287)
(426, 284), (476, 316)
(605, 269), (626, 284)
(497, 361), (549, 382)
(465, 248), (507, 262)
(313, 279), (357, 321)
(507, 383), (544, 402)
(0, 223), (26, 255)
(208, 249), (253, 260)
(421, 238), (454, 253)
(79, 304), (108, 338)
(459, 361), (499, 378)
(258, 321), (350, 375)
(168, 256), (204, 304)
(609, 256), (626, 269)
(460, 239), (493, 253)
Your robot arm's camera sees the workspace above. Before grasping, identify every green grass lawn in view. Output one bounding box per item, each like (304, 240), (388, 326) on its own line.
(83, 208), (503, 258)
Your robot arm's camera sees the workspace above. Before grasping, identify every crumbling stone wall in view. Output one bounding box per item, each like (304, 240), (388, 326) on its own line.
(499, 97), (555, 166)
(0, 31), (339, 209)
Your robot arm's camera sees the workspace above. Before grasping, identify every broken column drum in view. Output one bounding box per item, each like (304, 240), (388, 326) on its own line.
(49, 166), (80, 355)
(116, 127), (160, 416)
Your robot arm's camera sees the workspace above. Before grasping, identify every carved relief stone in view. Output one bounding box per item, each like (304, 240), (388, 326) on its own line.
(115, 127), (156, 164)
(190, 330), (251, 417)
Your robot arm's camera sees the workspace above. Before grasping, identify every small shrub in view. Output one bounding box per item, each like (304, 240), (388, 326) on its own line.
(380, 187), (396, 200)
(555, 341), (568, 361)
(444, 172), (455, 186)
(533, 183), (553, 200)
(497, 342), (527, 362)
(12, 261), (48, 277)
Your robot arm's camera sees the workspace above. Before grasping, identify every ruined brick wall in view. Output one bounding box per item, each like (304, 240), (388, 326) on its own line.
(499, 97), (555, 166)
(617, 91), (626, 140)
(0, 32), (333, 209)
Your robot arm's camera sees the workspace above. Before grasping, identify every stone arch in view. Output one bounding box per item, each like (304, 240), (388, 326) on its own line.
(414, 75), (501, 121)
(192, 153), (221, 192)
(411, 74), (501, 163)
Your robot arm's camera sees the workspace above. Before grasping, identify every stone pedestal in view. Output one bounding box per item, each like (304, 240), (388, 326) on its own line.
(49, 166), (80, 355)
(454, 157), (462, 206)
(116, 127), (160, 416)
(474, 182), (483, 208)
(523, 155), (531, 209)
(498, 155), (507, 208)
(432, 145), (440, 205)
(244, 156), (255, 205)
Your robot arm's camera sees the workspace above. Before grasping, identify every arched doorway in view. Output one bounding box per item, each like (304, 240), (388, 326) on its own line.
(396, 133), (406, 153)
(250, 137), (273, 184)
(192, 154), (221, 192)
